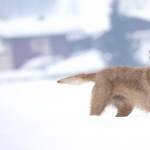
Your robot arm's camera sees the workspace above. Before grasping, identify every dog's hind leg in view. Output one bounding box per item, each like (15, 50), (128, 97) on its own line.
(116, 104), (133, 117)
(90, 83), (112, 116)
(112, 94), (133, 117)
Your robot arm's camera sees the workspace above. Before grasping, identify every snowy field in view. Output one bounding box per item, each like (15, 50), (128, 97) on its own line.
(0, 48), (150, 150)
(0, 79), (150, 150)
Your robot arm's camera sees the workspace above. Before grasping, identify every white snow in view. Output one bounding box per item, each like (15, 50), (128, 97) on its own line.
(119, 0), (150, 21)
(21, 55), (62, 70)
(131, 30), (150, 65)
(0, 0), (112, 38)
(0, 49), (106, 82)
(0, 70), (43, 83)
(0, 16), (83, 38)
(46, 49), (107, 77)
(135, 46), (150, 65)
(0, 49), (150, 150)
(0, 79), (150, 150)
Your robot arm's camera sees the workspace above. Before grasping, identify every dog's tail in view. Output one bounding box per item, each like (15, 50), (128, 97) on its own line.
(57, 73), (96, 85)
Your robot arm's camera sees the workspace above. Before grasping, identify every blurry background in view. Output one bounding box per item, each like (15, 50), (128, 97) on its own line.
(1, 1), (150, 149)
(0, 0), (150, 80)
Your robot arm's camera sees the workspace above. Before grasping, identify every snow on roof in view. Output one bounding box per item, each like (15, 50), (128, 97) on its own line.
(51, 0), (111, 33)
(0, 0), (111, 38)
(0, 16), (84, 38)
(0, 15), (110, 39)
(46, 49), (106, 77)
(119, 0), (150, 21)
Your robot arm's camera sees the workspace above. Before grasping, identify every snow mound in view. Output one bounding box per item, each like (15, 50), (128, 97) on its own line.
(46, 49), (106, 77)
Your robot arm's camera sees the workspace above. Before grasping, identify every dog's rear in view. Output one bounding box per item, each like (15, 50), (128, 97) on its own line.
(57, 66), (150, 117)
(57, 73), (96, 85)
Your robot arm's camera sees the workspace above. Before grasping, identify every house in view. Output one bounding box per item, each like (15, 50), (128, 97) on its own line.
(2, 34), (70, 69)
(0, 17), (89, 70)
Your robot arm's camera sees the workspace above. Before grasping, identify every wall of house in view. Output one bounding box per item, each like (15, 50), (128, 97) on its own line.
(0, 39), (14, 70)
(30, 37), (52, 55)
(68, 36), (92, 52)
(10, 35), (70, 68)
(0, 54), (13, 70)
(51, 35), (69, 57)
(1, 34), (71, 69)
(10, 38), (42, 68)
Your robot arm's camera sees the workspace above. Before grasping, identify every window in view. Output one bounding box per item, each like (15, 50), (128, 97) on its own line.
(30, 38), (52, 55)
(0, 39), (7, 55)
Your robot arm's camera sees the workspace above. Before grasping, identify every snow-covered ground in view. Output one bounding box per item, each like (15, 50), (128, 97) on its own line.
(0, 79), (150, 150)
(0, 49), (150, 150)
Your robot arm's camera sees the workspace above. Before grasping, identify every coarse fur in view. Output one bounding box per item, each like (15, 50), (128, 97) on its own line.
(57, 66), (150, 117)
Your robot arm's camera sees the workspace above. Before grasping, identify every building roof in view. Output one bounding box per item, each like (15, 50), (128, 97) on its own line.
(0, 16), (84, 38)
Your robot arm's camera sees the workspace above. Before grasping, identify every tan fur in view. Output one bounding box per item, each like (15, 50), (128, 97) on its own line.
(57, 73), (96, 85)
(57, 66), (150, 117)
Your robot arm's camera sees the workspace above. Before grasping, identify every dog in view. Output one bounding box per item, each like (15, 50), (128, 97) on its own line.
(57, 66), (150, 117)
